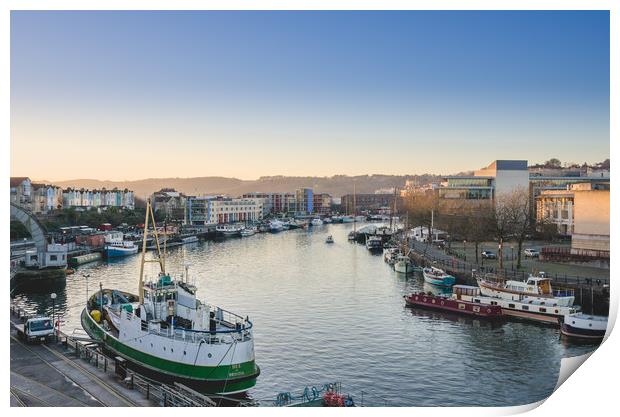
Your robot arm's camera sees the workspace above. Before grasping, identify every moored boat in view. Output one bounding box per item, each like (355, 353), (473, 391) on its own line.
(325, 235), (334, 244)
(365, 236), (383, 252)
(422, 267), (455, 287)
(216, 224), (244, 237)
(310, 218), (324, 226)
(404, 285), (503, 319)
(394, 255), (414, 274)
(269, 220), (284, 233)
(181, 235), (199, 244)
(458, 292), (580, 326)
(475, 272), (575, 307)
(81, 200), (260, 394)
(240, 227), (257, 237)
(105, 240), (139, 258)
(560, 312), (608, 341)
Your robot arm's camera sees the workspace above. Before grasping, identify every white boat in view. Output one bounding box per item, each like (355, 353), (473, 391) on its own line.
(216, 224), (244, 237)
(81, 199), (259, 394)
(458, 291), (580, 326)
(475, 272), (575, 307)
(561, 312), (607, 340)
(383, 248), (399, 264)
(310, 218), (323, 226)
(323, 217), (332, 224)
(240, 227), (257, 237)
(181, 235), (199, 244)
(365, 236), (383, 252)
(269, 220), (284, 233)
(394, 255), (414, 275)
(105, 233), (139, 258)
(422, 267), (455, 287)
(325, 235), (334, 244)
(355, 215), (366, 222)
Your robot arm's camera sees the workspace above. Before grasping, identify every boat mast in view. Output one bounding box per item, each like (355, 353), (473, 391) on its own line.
(353, 181), (357, 233)
(138, 199), (165, 304)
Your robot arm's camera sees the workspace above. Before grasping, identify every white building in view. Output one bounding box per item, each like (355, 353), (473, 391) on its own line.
(186, 196), (264, 225)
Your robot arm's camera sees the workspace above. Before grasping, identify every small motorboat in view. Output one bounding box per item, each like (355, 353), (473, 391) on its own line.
(325, 235), (334, 244)
(240, 227), (257, 237)
(347, 231), (356, 241)
(394, 255), (414, 275)
(560, 312), (608, 341)
(422, 267), (455, 287)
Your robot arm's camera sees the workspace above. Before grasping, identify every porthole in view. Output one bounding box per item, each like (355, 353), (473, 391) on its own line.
(163, 347), (166, 351)
(208, 353), (212, 358)
(171, 348), (174, 353)
(183, 351), (187, 355)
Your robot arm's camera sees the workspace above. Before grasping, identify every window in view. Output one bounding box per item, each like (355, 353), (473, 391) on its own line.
(508, 304), (515, 308)
(50, 255), (57, 261)
(540, 308), (547, 313)
(522, 306), (529, 311)
(458, 304), (466, 310)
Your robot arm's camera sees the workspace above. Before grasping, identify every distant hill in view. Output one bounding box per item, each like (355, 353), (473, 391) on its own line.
(39, 174), (443, 199)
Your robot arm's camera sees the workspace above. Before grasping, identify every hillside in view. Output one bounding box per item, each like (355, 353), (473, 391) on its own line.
(40, 174), (442, 199)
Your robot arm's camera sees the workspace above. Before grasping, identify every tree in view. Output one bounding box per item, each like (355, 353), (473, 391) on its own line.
(544, 158), (561, 169)
(461, 204), (495, 264)
(494, 187), (532, 270)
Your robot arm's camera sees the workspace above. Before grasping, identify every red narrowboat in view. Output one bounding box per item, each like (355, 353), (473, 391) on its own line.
(404, 285), (503, 319)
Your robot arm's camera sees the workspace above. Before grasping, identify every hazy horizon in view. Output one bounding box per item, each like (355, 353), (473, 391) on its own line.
(11, 11), (610, 181)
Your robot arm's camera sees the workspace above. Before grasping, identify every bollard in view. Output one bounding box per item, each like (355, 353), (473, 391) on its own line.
(104, 357), (107, 372)
(146, 383), (150, 399)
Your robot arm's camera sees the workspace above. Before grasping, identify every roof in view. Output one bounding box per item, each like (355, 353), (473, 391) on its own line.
(494, 160), (528, 171)
(10, 177), (30, 187)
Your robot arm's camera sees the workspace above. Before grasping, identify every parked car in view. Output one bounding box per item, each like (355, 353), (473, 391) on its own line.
(481, 250), (497, 259)
(433, 240), (446, 249)
(524, 248), (540, 257)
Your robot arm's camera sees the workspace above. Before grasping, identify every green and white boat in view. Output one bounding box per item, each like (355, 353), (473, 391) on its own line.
(81, 200), (259, 394)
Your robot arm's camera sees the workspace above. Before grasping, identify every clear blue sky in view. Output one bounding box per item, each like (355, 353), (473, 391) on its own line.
(11, 11), (609, 181)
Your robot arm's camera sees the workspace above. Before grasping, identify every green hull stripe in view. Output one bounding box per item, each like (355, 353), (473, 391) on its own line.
(81, 309), (258, 387)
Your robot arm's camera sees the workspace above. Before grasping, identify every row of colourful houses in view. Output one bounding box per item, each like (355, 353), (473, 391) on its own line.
(10, 177), (135, 214)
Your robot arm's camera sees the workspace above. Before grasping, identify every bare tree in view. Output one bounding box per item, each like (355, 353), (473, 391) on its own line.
(494, 187), (531, 270)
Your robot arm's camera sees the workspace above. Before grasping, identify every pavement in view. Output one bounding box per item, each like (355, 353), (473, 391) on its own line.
(10, 326), (156, 407)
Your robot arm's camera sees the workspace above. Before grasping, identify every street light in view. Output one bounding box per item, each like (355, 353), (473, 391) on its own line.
(511, 246), (515, 270)
(51, 292), (57, 341)
(463, 240), (467, 262)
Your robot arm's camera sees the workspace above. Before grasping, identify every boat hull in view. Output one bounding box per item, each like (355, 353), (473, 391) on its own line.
(422, 271), (455, 287)
(560, 323), (606, 341)
(106, 246), (139, 258)
(405, 294), (503, 318)
(394, 262), (414, 275)
(80, 308), (259, 394)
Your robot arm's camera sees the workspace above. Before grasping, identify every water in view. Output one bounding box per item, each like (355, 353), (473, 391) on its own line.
(11, 223), (599, 406)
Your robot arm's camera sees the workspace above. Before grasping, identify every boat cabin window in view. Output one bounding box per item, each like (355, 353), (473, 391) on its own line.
(539, 308), (547, 313)
(522, 306), (529, 311)
(508, 304), (515, 308)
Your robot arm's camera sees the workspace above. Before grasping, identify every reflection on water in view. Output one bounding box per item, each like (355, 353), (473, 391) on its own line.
(11, 224), (599, 406)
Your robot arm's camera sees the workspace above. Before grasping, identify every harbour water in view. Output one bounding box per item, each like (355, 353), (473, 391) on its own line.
(11, 223), (599, 406)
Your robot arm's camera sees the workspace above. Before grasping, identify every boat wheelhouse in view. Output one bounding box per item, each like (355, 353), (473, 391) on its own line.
(475, 272), (575, 307)
(81, 199), (259, 394)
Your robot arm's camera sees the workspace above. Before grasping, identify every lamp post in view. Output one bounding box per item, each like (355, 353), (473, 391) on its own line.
(511, 246), (514, 270)
(51, 292), (57, 341)
(463, 240), (467, 262)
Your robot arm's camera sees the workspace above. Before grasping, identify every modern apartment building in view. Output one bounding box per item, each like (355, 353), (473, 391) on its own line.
(185, 196), (264, 225)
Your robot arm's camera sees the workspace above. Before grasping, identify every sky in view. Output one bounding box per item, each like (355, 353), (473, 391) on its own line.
(10, 11), (610, 181)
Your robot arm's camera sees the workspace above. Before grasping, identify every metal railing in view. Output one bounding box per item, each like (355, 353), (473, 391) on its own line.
(409, 241), (609, 287)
